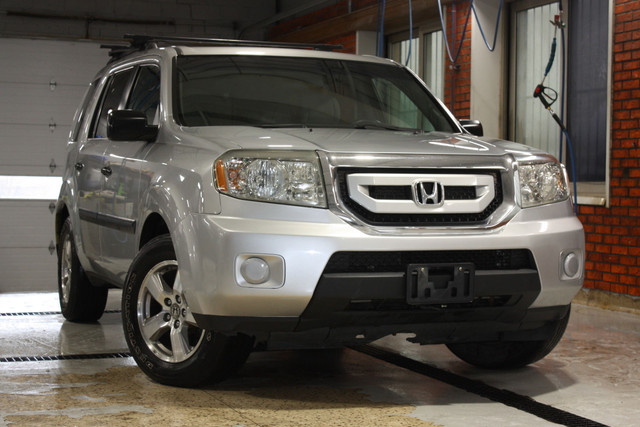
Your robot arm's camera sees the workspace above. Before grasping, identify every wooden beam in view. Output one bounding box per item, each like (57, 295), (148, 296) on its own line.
(270, 0), (446, 44)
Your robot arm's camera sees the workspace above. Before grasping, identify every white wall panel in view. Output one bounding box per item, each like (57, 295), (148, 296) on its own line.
(0, 124), (71, 177)
(0, 248), (57, 293)
(0, 201), (57, 293)
(0, 38), (106, 85)
(0, 38), (107, 292)
(0, 82), (85, 127)
(0, 201), (56, 249)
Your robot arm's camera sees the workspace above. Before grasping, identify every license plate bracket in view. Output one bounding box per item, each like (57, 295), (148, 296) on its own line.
(406, 263), (475, 305)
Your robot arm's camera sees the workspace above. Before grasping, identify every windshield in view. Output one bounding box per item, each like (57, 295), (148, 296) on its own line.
(175, 55), (457, 132)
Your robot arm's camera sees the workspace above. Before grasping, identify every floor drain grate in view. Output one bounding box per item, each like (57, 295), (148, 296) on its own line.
(0, 310), (121, 317)
(352, 344), (608, 427)
(0, 352), (131, 362)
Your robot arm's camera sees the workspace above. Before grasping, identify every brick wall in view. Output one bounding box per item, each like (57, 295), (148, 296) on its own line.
(579, 0), (640, 298)
(443, 1), (472, 119)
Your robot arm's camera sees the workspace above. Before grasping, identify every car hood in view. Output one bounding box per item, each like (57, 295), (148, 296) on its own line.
(183, 126), (541, 158)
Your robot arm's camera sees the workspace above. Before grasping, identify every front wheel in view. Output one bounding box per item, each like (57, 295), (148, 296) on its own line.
(446, 306), (571, 369)
(122, 234), (253, 387)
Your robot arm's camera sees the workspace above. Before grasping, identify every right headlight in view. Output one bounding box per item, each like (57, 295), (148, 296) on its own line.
(517, 162), (569, 208)
(214, 150), (327, 208)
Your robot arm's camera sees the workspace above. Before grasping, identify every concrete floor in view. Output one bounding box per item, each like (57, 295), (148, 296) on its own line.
(0, 290), (638, 426)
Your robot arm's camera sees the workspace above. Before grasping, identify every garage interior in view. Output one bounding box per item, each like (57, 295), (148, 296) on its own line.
(1, 0), (639, 426)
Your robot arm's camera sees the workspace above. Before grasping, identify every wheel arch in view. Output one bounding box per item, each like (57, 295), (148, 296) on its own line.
(139, 212), (171, 250)
(54, 201), (70, 247)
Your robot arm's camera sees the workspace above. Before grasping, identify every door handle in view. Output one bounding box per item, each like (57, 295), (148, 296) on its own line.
(101, 166), (112, 177)
(74, 162), (84, 171)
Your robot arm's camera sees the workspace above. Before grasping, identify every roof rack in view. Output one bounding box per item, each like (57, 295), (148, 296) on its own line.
(102, 34), (343, 62)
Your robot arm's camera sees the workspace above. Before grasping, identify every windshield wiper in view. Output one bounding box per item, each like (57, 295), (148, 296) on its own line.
(352, 120), (422, 133)
(257, 123), (310, 129)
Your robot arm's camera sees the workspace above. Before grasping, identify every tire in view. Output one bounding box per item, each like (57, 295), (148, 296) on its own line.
(57, 217), (108, 322)
(446, 306), (571, 369)
(122, 234), (253, 387)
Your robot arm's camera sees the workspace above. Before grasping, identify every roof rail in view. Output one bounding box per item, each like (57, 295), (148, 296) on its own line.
(125, 34), (342, 51)
(102, 34), (343, 62)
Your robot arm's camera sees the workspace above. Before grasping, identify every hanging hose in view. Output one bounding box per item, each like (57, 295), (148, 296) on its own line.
(544, 38), (556, 80)
(376, 0), (386, 57)
(471, 0), (504, 52)
(533, 2), (578, 213)
(559, 19), (566, 166)
(437, 0), (504, 63)
(405, 0), (413, 66)
(437, 0), (473, 64)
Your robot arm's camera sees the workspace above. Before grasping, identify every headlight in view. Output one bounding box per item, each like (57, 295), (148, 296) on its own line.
(215, 150), (327, 208)
(517, 162), (569, 208)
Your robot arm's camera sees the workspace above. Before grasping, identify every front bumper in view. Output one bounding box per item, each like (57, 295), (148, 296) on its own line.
(176, 197), (583, 333)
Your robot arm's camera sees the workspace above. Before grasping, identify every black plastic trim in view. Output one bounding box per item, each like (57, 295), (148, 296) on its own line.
(79, 208), (136, 234)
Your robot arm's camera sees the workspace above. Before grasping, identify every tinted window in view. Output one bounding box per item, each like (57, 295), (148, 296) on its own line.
(176, 56), (455, 132)
(91, 68), (134, 138)
(127, 66), (161, 125)
(70, 80), (98, 142)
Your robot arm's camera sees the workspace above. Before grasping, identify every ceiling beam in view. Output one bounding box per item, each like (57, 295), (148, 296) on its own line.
(269, 0), (447, 43)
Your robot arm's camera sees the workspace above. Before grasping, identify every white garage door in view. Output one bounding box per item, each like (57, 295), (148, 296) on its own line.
(0, 38), (108, 292)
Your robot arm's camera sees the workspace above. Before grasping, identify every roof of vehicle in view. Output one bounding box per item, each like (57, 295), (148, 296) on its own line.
(103, 34), (361, 63)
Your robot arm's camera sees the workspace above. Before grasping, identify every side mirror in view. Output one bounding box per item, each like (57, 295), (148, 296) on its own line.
(108, 110), (158, 142)
(459, 119), (484, 137)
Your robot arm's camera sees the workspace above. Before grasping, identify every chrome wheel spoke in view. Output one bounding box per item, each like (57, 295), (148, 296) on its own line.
(173, 271), (183, 294)
(142, 311), (171, 342)
(170, 325), (190, 361)
(60, 239), (72, 303)
(182, 306), (197, 325)
(146, 270), (173, 305)
(137, 259), (206, 364)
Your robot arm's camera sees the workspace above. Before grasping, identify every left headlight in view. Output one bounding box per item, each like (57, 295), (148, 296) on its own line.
(214, 150), (327, 208)
(517, 162), (569, 208)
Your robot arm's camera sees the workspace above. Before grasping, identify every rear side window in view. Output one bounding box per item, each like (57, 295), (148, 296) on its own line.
(69, 80), (99, 142)
(127, 66), (161, 125)
(90, 68), (134, 138)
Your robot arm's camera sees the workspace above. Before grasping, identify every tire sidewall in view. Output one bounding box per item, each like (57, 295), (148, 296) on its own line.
(122, 235), (231, 387)
(57, 218), (107, 321)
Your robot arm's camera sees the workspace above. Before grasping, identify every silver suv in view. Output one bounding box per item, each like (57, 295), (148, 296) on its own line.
(55, 35), (584, 387)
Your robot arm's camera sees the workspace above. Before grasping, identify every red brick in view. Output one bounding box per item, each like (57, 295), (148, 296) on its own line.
(621, 275), (637, 285)
(586, 270), (603, 280)
(609, 283), (628, 294)
(627, 286), (640, 296)
(612, 264), (629, 274)
(611, 243), (627, 253)
(603, 273), (620, 283)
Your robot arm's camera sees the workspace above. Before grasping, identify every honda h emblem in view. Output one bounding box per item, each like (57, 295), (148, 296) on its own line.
(412, 181), (445, 207)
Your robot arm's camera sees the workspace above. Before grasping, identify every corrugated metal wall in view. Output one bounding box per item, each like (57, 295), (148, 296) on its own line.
(513, 3), (562, 159)
(567, 0), (608, 182)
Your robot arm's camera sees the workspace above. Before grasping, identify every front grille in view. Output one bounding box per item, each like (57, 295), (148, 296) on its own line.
(336, 168), (503, 226)
(368, 185), (477, 201)
(324, 249), (536, 274)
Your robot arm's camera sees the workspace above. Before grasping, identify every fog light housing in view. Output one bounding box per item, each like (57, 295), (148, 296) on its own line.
(235, 254), (285, 288)
(560, 250), (582, 280)
(240, 257), (270, 284)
